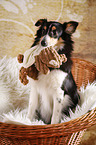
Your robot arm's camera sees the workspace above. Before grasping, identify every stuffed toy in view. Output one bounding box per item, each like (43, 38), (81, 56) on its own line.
(17, 46), (67, 85)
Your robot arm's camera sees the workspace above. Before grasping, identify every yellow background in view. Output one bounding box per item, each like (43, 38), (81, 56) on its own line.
(0, 0), (96, 64)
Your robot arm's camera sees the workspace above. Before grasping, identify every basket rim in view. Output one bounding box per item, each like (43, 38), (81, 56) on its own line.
(72, 57), (96, 71)
(0, 108), (95, 139)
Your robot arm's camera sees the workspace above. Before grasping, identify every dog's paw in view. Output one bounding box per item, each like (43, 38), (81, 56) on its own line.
(51, 116), (60, 124)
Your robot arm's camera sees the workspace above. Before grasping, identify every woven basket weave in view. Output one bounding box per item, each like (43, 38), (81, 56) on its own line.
(0, 58), (96, 145)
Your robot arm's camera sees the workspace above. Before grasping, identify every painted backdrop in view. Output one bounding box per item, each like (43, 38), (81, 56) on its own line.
(0, 0), (96, 64)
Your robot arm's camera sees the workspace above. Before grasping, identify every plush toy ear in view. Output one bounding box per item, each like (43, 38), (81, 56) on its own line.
(35, 19), (47, 27)
(63, 21), (78, 34)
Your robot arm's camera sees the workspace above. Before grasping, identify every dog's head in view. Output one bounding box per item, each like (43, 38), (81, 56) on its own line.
(32, 19), (78, 49)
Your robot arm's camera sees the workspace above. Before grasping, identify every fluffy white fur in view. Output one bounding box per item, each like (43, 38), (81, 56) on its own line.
(0, 57), (30, 120)
(62, 81), (96, 123)
(0, 57), (96, 125)
(27, 70), (70, 124)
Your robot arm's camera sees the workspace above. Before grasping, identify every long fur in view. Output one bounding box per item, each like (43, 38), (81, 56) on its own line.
(27, 19), (80, 124)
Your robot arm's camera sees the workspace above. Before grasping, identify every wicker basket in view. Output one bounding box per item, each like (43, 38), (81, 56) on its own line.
(0, 58), (96, 145)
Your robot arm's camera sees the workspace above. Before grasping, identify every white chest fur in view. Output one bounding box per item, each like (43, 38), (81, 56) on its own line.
(28, 70), (68, 124)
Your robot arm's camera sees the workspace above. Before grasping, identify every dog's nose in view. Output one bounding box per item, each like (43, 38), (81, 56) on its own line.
(41, 40), (47, 47)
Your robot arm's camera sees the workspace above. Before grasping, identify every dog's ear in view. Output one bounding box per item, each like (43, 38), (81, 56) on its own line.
(35, 19), (47, 27)
(63, 21), (78, 34)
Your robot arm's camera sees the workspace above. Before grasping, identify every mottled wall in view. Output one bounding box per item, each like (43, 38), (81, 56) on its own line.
(0, 0), (96, 64)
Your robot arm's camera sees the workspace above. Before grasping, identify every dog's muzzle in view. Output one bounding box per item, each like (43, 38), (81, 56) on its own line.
(41, 35), (58, 47)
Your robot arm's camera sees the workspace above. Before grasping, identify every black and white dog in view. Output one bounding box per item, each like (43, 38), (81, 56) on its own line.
(27, 19), (80, 124)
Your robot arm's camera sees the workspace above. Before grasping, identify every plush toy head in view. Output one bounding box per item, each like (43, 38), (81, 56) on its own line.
(18, 46), (67, 85)
(35, 46), (67, 74)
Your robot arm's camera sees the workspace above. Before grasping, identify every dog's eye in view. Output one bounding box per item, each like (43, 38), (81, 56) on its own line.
(51, 30), (58, 38)
(53, 30), (56, 36)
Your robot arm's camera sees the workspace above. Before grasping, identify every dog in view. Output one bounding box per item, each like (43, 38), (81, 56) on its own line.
(27, 19), (80, 124)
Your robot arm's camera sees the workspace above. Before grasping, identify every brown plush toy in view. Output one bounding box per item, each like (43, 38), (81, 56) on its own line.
(18, 55), (39, 85)
(18, 46), (67, 85)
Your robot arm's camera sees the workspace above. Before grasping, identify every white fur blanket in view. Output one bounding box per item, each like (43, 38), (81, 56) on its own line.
(0, 57), (96, 125)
